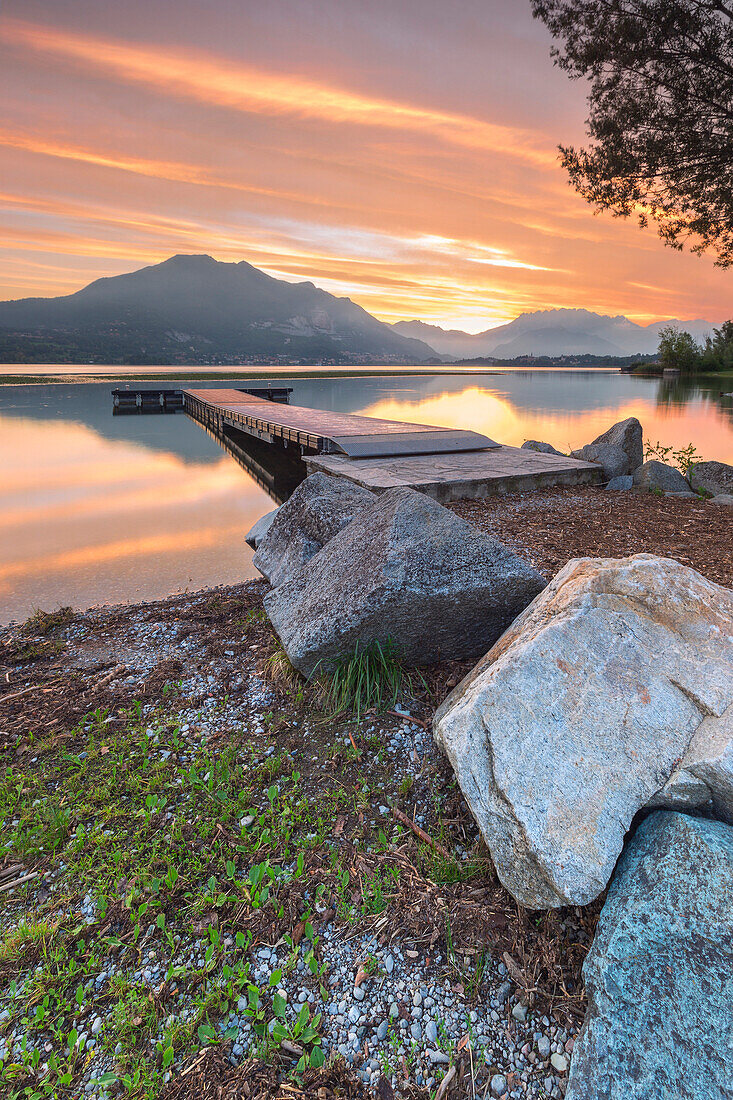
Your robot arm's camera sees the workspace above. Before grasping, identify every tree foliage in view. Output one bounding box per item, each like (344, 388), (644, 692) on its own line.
(657, 325), (702, 371)
(656, 318), (733, 370)
(702, 318), (733, 367)
(532, 1), (733, 264)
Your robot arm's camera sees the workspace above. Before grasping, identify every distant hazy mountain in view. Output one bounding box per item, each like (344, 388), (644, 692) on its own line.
(0, 255), (438, 365)
(393, 309), (720, 359)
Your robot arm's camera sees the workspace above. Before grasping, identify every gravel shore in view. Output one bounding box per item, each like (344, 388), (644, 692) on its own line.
(0, 581), (593, 1099)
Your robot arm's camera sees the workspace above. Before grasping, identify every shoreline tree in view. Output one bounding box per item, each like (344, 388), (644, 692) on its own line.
(532, 1), (733, 265)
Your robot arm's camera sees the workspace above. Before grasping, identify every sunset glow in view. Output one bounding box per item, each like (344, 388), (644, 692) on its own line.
(1, 0), (729, 327)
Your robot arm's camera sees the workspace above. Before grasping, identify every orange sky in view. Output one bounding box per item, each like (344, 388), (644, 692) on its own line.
(1, 0), (730, 331)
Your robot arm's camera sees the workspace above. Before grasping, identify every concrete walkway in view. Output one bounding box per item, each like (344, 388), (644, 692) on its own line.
(305, 447), (602, 501)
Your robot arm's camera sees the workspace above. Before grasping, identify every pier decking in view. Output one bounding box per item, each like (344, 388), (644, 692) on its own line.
(182, 389), (497, 457)
(107, 385), (604, 499)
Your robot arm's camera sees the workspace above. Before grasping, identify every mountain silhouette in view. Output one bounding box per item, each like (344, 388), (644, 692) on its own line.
(393, 309), (720, 359)
(0, 255), (438, 365)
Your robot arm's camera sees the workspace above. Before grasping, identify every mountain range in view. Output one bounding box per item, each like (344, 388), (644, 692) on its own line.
(0, 255), (721, 364)
(0, 255), (437, 366)
(392, 310), (720, 359)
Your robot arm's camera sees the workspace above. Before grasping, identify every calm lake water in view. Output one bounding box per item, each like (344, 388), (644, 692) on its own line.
(1, 369), (731, 625)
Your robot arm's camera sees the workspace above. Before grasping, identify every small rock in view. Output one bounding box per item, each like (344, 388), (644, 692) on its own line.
(497, 980), (513, 1005)
(512, 1002), (528, 1022)
(428, 1048), (450, 1065)
(551, 1052), (568, 1073)
(605, 475), (633, 491)
(491, 1074), (508, 1096)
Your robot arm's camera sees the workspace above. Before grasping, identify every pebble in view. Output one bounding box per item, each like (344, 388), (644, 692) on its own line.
(491, 1074), (508, 1096)
(551, 1052), (568, 1073)
(427, 1049), (450, 1065)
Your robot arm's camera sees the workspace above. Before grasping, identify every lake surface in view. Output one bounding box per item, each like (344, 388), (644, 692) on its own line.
(1, 369), (731, 625)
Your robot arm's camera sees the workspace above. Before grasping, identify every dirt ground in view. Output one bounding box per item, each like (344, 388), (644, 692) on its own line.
(451, 486), (732, 588)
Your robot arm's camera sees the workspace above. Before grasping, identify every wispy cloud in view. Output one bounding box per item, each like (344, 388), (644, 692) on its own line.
(1, 18), (556, 167)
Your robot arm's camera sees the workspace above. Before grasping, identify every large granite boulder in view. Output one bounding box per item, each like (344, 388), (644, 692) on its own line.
(521, 440), (565, 456)
(632, 459), (693, 494)
(566, 812), (733, 1100)
(594, 416), (643, 469)
(571, 417), (643, 479)
(253, 473), (374, 588)
(433, 554), (733, 908)
(689, 459), (733, 497)
(264, 487), (546, 677)
(711, 494), (733, 506)
(570, 442), (629, 480)
(245, 508), (279, 551)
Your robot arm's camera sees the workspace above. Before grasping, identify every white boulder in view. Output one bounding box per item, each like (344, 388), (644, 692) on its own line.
(433, 554), (733, 908)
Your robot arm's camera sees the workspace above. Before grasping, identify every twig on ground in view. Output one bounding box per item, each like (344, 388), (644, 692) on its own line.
(95, 664), (127, 690)
(386, 709), (431, 730)
(0, 871), (39, 894)
(435, 1064), (457, 1099)
(391, 806), (452, 861)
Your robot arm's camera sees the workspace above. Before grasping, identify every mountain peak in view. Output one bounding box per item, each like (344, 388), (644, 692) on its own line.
(0, 254), (439, 365)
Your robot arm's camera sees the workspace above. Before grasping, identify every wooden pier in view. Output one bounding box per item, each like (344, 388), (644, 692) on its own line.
(181, 389), (497, 458)
(110, 385), (602, 499)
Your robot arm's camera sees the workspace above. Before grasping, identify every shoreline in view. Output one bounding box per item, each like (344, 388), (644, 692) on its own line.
(1, 365), (731, 388)
(1, 485), (731, 1098)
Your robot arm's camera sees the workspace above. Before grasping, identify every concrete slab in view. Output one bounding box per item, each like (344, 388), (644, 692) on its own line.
(305, 446), (602, 502)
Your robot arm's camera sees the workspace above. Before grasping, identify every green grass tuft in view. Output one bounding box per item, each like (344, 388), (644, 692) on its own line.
(316, 639), (419, 721)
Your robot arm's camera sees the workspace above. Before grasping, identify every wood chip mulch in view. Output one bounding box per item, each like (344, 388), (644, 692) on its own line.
(451, 486), (733, 588)
(159, 1049), (396, 1099)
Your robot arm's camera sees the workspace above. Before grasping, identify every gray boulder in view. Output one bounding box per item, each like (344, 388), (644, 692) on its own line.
(245, 508), (279, 551)
(264, 487), (546, 678)
(632, 459), (693, 494)
(566, 812), (733, 1100)
(689, 459), (733, 497)
(253, 473), (374, 588)
(711, 493), (733, 506)
(571, 417), (643, 479)
(433, 554), (733, 908)
(605, 475), (633, 491)
(593, 416), (644, 470)
(570, 442), (629, 481)
(521, 440), (565, 456)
